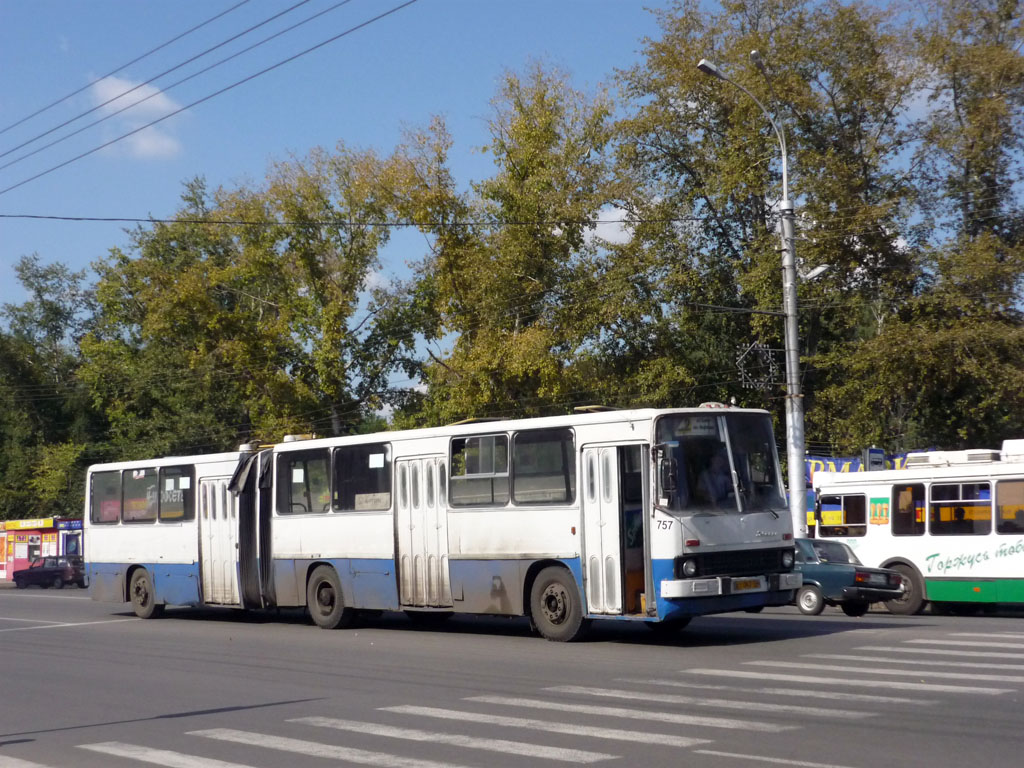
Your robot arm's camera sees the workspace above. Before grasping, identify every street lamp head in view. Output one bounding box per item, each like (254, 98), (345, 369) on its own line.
(697, 58), (724, 79)
(750, 49), (767, 74)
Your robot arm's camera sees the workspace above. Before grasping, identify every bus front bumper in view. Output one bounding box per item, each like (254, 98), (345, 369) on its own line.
(660, 571), (802, 599)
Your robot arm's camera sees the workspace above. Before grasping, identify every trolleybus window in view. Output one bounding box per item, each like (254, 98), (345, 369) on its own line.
(817, 494), (867, 537)
(929, 482), (991, 535)
(278, 449), (330, 515)
(450, 434), (509, 506)
(996, 479), (1024, 534)
(90, 470), (121, 524)
(512, 428), (575, 504)
(333, 443), (392, 512)
(123, 467), (158, 523)
(892, 483), (925, 535)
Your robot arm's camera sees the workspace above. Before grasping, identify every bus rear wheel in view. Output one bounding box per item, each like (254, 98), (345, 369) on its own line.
(307, 565), (356, 630)
(530, 566), (588, 642)
(885, 565), (925, 615)
(130, 569), (164, 619)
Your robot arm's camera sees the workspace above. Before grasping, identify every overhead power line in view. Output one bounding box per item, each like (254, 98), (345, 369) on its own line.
(0, 0), (253, 138)
(0, 0), (357, 174)
(0, 0), (421, 199)
(0, 0), (318, 165)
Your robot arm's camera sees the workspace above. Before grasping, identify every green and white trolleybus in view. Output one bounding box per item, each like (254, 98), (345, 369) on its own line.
(811, 439), (1024, 614)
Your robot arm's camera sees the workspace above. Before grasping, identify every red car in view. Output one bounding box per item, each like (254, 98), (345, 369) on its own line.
(12, 556), (85, 589)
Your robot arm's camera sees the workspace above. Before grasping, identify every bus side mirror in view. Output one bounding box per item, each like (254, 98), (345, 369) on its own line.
(655, 445), (677, 493)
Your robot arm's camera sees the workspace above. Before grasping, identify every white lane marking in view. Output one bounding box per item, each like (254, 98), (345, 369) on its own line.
(747, 659), (1024, 683)
(545, 685), (874, 719)
(950, 632), (1024, 639)
(0, 618), (136, 633)
(0, 757), (56, 768)
(464, 695), (793, 732)
(807, 653), (1024, 671)
(683, 668), (1012, 695)
(695, 749), (863, 768)
(382, 706), (709, 748)
(858, 645), (1024, 660)
(905, 639), (1024, 650)
(80, 742), (252, 767)
(291, 716), (614, 763)
(624, 677), (933, 705)
(191, 728), (470, 768)
(0, 617), (68, 624)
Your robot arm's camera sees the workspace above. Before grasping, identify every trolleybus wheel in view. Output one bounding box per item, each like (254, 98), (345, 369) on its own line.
(530, 566), (588, 642)
(841, 600), (869, 617)
(796, 585), (825, 615)
(130, 569), (164, 619)
(885, 565), (925, 615)
(307, 565), (356, 630)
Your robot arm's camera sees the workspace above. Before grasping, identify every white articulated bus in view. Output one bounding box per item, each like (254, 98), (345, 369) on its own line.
(811, 439), (1024, 615)
(84, 405), (800, 640)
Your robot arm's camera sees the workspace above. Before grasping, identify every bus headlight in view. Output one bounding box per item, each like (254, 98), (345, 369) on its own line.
(681, 559), (698, 577)
(781, 550), (794, 569)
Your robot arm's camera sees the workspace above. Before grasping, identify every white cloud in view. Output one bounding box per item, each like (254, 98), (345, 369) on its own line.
(588, 204), (633, 246)
(89, 75), (183, 158)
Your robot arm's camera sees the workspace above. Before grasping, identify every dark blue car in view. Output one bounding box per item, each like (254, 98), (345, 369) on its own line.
(794, 538), (903, 616)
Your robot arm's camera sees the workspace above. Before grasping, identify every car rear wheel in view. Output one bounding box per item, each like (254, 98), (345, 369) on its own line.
(885, 564), (925, 615)
(841, 600), (869, 617)
(52, 576), (64, 589)
(796, 585), (825, 615)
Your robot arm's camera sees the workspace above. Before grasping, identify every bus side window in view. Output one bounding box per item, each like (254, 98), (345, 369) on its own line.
(996, 480), (1024, 534)
(892, 484), (925, 536)
(90, 471), (122, 524)
(277, 449), (330, 515)
(818, 494), (866, 537)
(333, 443), (392, 512)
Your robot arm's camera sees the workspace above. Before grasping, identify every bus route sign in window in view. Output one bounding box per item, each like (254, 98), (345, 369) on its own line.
(90, 471), (122, 524)
(334, 443), (391, 512)
(159, 466), (195, 522)
(450, 435), (510, 506)
(277, 449), (331, 515)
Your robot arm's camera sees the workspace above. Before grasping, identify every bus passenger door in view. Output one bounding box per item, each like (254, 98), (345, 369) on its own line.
(396, 456), (453, 608)
(199, 476), (241, 606)
(582, 446), (624, 615)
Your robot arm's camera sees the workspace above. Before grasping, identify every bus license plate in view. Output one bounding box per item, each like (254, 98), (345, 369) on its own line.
(733, 578), (762, 592)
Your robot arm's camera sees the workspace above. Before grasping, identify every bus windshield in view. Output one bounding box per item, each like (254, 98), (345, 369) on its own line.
(655, 411), (787, 515)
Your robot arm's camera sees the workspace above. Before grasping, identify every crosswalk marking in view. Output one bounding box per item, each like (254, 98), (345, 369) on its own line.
(624, 677), (934, 705)
(464, 695), (795, 732)
(0, 757), (56, 768)
(683, 668), (1013, 694)
(694, 749), (862, 768)
(905, 639), (1024, 650)
(80, 741), (252, 767)
(289, 716), (615, 763)
(806, 653), (1024, 671)
(858, 645), (1024, 660)
(190, 728), (470, 768)
(747, 660), (1024, 684)
(381, 706), (711, 748)
(545, 685), (875, 719)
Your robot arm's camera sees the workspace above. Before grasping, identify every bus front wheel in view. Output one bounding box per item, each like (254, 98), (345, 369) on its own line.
(530, 566), (589, 642)
(130, 569), (164, 619)
(307, 565), (356, 630)
(885, 565), (925, 615)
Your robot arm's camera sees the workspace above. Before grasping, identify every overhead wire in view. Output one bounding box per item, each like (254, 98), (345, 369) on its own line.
(0, 0), (421, 198)
(0, 0), (254, 137)
(0, 0), (350, 170)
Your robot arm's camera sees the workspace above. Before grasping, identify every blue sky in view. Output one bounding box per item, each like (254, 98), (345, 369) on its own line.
(0, 0), (670, 307)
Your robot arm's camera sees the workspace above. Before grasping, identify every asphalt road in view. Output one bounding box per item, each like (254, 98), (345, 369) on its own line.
(1, 586), (1023, 768)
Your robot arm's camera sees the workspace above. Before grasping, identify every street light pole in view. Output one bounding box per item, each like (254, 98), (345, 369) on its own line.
(697, 55), (807, 537)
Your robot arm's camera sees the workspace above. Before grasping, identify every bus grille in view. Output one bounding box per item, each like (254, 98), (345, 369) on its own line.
(675, 547), (792, 579)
